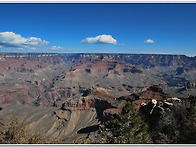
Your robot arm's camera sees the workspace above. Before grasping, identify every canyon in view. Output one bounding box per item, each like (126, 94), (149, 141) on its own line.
(0, 53), (195, 143)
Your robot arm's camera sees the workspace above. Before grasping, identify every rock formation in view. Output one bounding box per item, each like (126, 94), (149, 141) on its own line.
(0, 53), (195, 143)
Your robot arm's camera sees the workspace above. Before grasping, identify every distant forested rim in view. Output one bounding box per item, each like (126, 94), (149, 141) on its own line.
(58, 53), (196, 67)
(0, 53), (195, 67)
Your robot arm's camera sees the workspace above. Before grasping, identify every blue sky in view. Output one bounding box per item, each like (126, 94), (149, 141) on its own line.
(0, 3), (196, 56)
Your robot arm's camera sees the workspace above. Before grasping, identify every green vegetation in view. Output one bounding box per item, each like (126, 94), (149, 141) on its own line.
(145, 96), (196, 144)
(0, 114), (58, 144)
(98, 96), (196, 144)
(72, 136), (91, 144)
(187, 95), (196, 120)
(100, 102), (152, 144)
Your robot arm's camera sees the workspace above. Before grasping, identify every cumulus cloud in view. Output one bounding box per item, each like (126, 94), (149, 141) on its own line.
(0, 32), (49, 49)
(81, 34), (117, 45)
(144, 39), (155, 43)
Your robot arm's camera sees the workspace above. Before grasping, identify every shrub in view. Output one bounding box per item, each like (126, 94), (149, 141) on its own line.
(0, 114), (57, 144)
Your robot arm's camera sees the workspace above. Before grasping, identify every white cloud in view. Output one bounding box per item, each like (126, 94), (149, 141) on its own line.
(49, 45), (64, 50)
(81, 34), (117, 44)
(0, 32), (49, 49)
(144, 39), (155, 43)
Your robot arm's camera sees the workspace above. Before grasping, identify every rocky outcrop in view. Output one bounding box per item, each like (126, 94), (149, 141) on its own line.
(139, 97), (182, 115)
(118, 85), (174, 110)
(73, 85), (179, 123)
(71, 85), (178, 122)
(139, 96), (185, 133)
(53, 84), (185, 123)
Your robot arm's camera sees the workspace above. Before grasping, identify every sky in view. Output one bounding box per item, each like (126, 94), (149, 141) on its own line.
(0, 3), (196, 56)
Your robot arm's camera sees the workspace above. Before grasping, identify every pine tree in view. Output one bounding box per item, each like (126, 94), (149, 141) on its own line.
(102, 102), (151, 144)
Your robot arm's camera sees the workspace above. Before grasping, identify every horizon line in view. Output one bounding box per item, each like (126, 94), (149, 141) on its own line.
(0, 52), (195, 57)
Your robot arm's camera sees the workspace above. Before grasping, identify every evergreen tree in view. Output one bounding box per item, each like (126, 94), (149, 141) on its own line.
(102, 102), (151, 144)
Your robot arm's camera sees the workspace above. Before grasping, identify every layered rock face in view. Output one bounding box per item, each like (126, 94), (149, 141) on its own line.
(0, 53), (195, 106)
(0, 53), (62, 72)
(71, 59), (142, 74)
(0, 54), (67, 106)
(0, 53), (195, 142)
